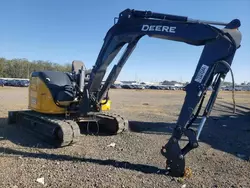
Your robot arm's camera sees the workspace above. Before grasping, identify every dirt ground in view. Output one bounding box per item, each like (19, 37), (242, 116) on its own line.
(0, 87), (250, 188)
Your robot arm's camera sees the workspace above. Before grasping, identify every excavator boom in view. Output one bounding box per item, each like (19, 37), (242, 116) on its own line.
(80, 9), (242, 177)
(83, 9), (241, 103)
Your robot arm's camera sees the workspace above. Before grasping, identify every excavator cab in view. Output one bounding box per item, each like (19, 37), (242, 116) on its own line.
(28, 60), (111, 114)
(29, 70), (75, 113)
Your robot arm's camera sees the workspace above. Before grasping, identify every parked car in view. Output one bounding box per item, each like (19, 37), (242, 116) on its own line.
(121, 84), (134, 89)
(133, 85), (145, 90)
(111, 84), (122, 89)
(19, 80), (30, 87)
(0, 79), (5, 86)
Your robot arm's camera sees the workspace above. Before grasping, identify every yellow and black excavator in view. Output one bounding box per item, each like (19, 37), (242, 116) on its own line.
(8, 9), (242, 177)
(8, 60), (128, 147)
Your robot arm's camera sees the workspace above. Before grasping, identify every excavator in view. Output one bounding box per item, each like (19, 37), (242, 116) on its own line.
(7, 9), (242, 177)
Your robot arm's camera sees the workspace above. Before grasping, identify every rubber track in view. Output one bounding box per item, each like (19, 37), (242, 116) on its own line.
(94, 111), (129, 134)
(64, 119), (81, 144)
(17, 111), (79, 147)
(15, 110), (127, 147)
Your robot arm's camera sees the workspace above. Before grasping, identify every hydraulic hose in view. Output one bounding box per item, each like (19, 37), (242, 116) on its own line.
(216, 60), (236, 113)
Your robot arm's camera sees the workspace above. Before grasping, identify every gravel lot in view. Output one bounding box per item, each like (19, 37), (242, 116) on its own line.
(0, 87), (250, 188)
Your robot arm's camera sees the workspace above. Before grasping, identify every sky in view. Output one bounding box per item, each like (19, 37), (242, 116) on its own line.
(0, 0), (249, 84)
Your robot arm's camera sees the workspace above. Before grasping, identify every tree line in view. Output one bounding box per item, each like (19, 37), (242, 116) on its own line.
(0, 57), (71, 78)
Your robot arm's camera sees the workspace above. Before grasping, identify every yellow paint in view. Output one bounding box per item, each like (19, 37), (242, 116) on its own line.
(28, 73), (112, 115)
(101, 99), (111, 111)
(28, 76), (66, 114)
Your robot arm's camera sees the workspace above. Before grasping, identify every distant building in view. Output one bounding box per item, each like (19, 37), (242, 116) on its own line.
(162, 83), (184, 88)
(161, 80), (184, 87)
(140, 81), (158, 85)
(114, 80), (122, 85)
(0, 77), (29, 81)
(120, 81), (138, 85)
(173, 83), (184, 87)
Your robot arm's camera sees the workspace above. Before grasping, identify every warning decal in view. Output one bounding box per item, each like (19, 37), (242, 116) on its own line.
(194, 64), (209, 83)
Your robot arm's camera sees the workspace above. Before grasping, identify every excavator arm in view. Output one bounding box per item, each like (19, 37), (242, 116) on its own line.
(80, 9), (242, 177)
